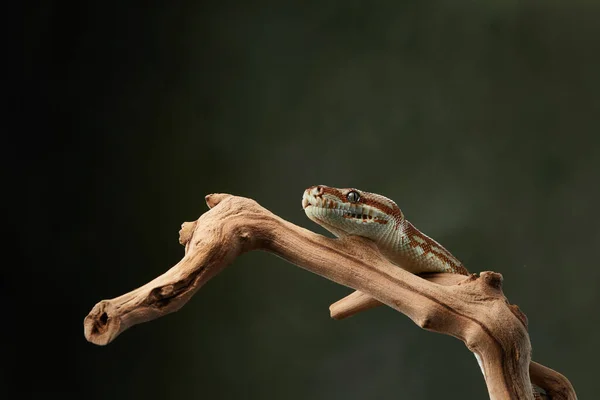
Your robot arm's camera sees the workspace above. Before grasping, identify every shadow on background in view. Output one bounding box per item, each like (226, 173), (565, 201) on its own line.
(9, 1), (599, 399)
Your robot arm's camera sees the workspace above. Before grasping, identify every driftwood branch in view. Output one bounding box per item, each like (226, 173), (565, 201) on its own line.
(330, 290), (575, 399)
(83, 194), (576, 400)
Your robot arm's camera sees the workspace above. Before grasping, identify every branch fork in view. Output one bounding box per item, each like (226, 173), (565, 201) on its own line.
(84, 194), (576, 400)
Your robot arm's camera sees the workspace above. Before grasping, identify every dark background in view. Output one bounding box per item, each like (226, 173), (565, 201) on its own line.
(10, 1), (599, 399)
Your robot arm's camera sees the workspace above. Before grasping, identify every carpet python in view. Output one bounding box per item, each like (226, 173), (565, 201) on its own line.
(302, 185), (468, 276)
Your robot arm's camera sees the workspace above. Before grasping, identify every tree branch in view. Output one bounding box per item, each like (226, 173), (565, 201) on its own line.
(329, 289), (575, 399)
(83, 194), (576, 400)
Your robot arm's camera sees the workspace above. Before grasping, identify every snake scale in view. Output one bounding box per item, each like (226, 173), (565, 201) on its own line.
(302, 185), (469, 276)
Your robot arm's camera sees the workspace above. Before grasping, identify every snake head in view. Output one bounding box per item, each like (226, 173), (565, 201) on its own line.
(302, 185), (404, 239)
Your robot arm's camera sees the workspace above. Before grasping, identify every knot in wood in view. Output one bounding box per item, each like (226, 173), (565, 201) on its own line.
(480, 271), (504, 290)
(148, 285), (177, 308)
(179, 221), (196, 245)
(417, 315), (434, 330)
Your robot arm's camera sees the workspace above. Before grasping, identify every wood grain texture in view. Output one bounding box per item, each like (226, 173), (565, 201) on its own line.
(83, 193), (576, 400)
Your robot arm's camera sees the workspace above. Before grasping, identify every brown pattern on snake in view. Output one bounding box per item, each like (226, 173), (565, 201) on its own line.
(319, 186), (404, 225)
(304, 185), (469, 276)
(402, 222), (469, 275)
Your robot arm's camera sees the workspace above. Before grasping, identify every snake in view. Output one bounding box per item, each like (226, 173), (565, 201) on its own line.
(301, 185), (469, 276)
(301, 185), (552, 397)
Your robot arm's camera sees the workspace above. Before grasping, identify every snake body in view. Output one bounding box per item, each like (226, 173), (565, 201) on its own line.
(302, 185), (468, 276)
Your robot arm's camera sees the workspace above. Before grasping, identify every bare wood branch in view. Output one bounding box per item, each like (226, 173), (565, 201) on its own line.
(330, 291), (575, 399)
(530, 361), (577, 400)
(83, 194), (576, 400)
(330, 274), (467, 320)
(329, 290), (382, 320)
(329, 274), (465, 319)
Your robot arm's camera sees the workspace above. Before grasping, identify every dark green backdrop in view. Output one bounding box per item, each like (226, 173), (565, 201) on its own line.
(12, 1), (599, 399)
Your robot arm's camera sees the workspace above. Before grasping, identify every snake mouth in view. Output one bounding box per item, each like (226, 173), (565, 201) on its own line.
(342, 212), (374, 221)
(302, 197), (312, 209)
(304, 199), (387, 224)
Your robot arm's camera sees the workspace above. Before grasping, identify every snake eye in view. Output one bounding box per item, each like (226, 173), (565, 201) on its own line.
(347, 190), (360, 203)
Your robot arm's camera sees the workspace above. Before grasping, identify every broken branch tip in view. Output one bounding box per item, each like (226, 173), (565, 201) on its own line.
(205, 193), (232, 209)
